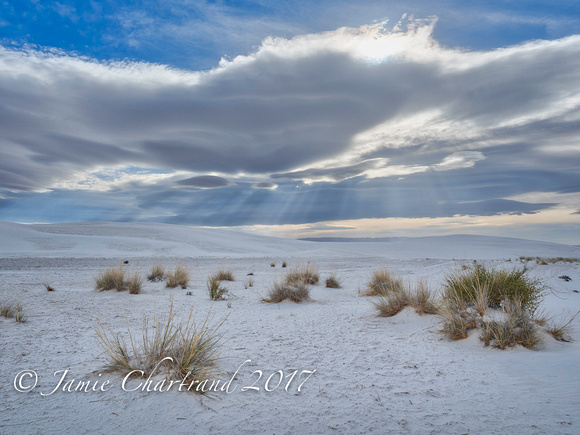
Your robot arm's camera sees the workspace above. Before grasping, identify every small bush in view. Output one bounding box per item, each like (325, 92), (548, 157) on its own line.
(147, 264), (165, 282)
(166, 265), (190, 289)
(263, 280), (311, 303)
(95, 298), (226, 393)
(443, 263), (545, 314)
(95, 264), (126, 291)
(214, 268), (235, 282)
(285, 262), (319, 286)
(325, 273), (343, 289)
(270, 262), (276, 267)
(363, 269), (403, 297)
(282, 261), (287, 268)
(207, 275), (229, 301)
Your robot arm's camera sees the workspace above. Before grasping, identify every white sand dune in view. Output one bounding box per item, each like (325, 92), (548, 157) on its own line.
(1, 222), (579, 434)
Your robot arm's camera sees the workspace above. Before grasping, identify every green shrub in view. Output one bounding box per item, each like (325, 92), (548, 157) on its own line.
(207, 275), (229, 301)
(443, 263), (545, 314)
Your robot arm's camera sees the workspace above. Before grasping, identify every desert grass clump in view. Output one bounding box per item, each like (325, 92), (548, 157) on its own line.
(1, 301), (16, 318)
(545, 311), (578, 342)
(263, 279), (311, 303)
(14, 304), (25, 323)
(95, 264), (126, 291)
(166, 265), (190, 289)
(363, 269), (404, 297)
(373, 290), (409, 317)
(325, 273), (343, 289)
(270, 262), (276, 267)
(443, 263), (545, 315)
(44, 282), (55, 292)
(207, 275), (229, 301)
(95, 299), (226, 393)
(282, 261), (287, 268)
(147, 264), (165, 282)
(284, 262), (320, 286)
(439, 283), (480, 340)
(409, 280), (439, 315)
(214, 268), (235, 282)
(127, 272), (143, 295)
(480, 301), (543, 350)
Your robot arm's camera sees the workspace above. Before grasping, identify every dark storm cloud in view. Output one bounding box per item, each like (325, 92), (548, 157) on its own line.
(177, 175), (233, 188)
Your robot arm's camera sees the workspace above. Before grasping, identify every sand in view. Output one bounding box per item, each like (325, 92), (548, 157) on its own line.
(1, 222), (579, 434)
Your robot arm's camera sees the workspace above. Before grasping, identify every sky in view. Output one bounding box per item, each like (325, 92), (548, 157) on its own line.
(0, 1), (579, 244)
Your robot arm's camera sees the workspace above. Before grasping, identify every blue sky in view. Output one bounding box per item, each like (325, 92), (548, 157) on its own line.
(1, 1), (579, 243)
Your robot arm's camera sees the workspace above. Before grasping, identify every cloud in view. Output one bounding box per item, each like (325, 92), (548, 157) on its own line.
(177, 175), (233, 189)
(252, 182), (278, 190)
(0, 17), (579, 232)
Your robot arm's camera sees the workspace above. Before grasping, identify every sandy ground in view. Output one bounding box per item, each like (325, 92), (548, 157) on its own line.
(1, 222), (579, 434)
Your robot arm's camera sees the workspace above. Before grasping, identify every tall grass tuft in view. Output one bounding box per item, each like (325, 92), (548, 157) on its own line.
(443, 263), (545, 315)
(207, 274), (229, 301)
(127, 272), (143, 295)
(147, 264), (165, 282)
(95, 264), (126, 291)
(480, 301), (543, 350)
(363, 269), (403, 297)
(95, 298), (227, 393)
(263, 279), (311, 303)
(166, 265), (190, 289)
(284, 262), (319, 286)
(325, 273), (343, 289)
(409, 280), (439, 315)
(214, 268), (235, 282)
(545, 311), (578, 342)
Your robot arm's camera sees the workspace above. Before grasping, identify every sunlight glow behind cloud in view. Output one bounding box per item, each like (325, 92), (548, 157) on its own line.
(0, 16), (579, 242)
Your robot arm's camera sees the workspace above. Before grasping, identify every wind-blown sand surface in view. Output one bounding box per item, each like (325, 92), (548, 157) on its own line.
(1, 222), (579, 434)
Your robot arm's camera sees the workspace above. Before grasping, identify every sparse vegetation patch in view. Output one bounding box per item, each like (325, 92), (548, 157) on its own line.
(95, 299), (226, 393)
(166, 265), (190, 289)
